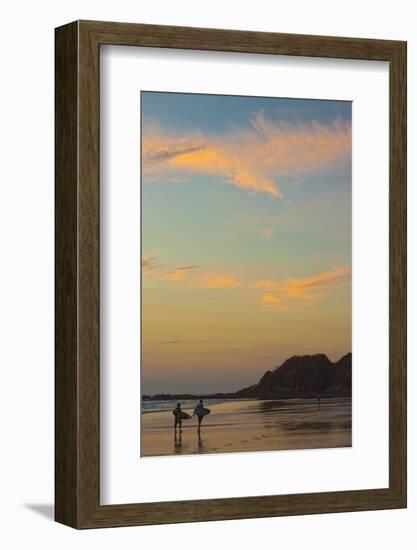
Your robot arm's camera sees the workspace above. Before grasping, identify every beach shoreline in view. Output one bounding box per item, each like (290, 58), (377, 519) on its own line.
(141, 397), (352, 458)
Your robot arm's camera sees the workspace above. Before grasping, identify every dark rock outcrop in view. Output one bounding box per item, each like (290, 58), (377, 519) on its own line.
(236, 353), (352, 399)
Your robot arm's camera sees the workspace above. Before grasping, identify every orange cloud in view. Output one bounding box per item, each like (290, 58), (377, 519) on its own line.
(142, 113), (351, 198)
(286, 266), (350, 297)
(261, 294), (289, 312)
(142, 254), (349, 310)
(257, 266), (350, 309)
(257, 266), (350, 295)
(171, 146), (281, 197)
(197, 273), (239, 289)
(141, 255), (239, 289)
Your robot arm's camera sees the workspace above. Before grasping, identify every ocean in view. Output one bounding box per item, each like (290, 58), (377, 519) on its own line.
(141, 397), (246, 414)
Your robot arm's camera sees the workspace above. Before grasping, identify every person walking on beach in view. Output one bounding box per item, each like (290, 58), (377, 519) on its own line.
(194, 399), (206, 432)
(173, 402), (182, 431)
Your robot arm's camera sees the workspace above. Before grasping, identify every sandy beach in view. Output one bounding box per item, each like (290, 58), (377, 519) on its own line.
(141, 397), (352, 457)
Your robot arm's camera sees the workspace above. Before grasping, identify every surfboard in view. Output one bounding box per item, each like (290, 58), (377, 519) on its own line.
(194, 407), (210, 416)
(172, 410), (192, 420)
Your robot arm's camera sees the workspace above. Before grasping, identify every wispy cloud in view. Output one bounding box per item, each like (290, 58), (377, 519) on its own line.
(142, 255), (239, 289)
(160, 264), (200, 282)
(142, 255), (349, 309)
(256, 266), (350, 296)
(142, 112), (351, 198)
(141, 255), (160, 273)
(144, 143), (205, 163)
(197, 273), (239, 289)
(170, 144), (281, 197)
(168, 264), (199, 273)
(160, 269), (239, 289)
(257, 266), (350, 309)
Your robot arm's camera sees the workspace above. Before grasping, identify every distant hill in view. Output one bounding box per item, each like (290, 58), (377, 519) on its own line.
(235, 353), (351, 399)
(142, 353), (352, 401)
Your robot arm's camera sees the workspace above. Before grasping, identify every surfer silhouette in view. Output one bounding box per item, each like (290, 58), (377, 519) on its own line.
(194, 399), (209, 432)
(173, 402), (182, 431)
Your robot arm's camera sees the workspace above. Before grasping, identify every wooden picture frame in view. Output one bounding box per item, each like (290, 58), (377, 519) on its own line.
(55, 20), (407, 528)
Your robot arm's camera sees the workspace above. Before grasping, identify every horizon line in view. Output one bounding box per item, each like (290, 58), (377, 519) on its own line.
(142, 350), (352, 397)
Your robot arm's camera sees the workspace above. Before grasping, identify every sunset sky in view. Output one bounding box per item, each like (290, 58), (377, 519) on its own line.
(141, 92), (352, 394)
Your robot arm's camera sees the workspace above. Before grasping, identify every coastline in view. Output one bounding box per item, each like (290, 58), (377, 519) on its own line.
(141, 396), (352, 457)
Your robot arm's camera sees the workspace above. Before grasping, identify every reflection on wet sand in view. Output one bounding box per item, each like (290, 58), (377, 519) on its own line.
(141, 397), (352, 458)
(197, 431), (204, 453)
(174, 429), (182, 453)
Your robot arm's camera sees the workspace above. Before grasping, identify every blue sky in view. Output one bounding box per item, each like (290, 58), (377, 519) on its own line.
(142, 91), (352, 134)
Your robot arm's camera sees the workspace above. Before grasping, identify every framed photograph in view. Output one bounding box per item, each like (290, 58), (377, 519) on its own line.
(55, 20), (406, 528)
